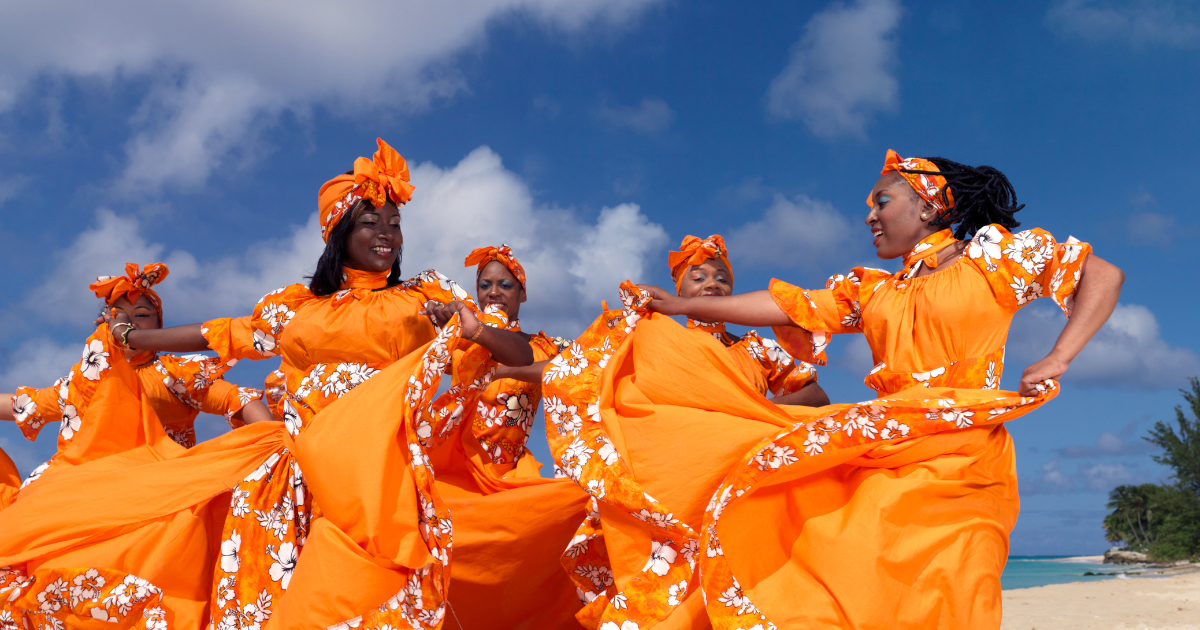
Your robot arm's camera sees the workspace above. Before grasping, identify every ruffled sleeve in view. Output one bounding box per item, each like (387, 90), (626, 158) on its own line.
(963, 224), (1092, 316)
(768, 267), (892, 365)
(739, 331), (817, 396)
(12, 327), (124, 448)
(201, 284), (315, 362)
(155, 354), (262, 429)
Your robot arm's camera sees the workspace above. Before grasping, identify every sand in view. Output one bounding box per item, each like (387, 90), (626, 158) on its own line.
(1002, 563), (1200, 629)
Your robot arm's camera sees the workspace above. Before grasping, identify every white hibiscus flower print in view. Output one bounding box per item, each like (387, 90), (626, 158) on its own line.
(252, 329), (278, 356)
(939, 409), (975, 428)
(101, 575), (161, 617)
(586, 478), (606, 499)
(35, 578), (68, 614)
(880, 419), (911, 440)
(1003, 230), (1054, 276)
(596, 436), (620, 465)
(80, 339), (110, 381)
(717, 577), (758, 615)
(261, 302), (295, 334)
(667, 580), (688, 606)
(220, 531), (241, 573)
(681, 538), (700, 565)
(754, 444), (799, 470)
(268, 542), (298, 590)
(56, 371), (73, 399)
(11, 393), (36, 424)
(841, 407), (879, 439)
(544, 350), (589, 382)
(564, 534), (591, 558)
(58, 404), (81, 440)
(1009, 276), (1043, 306)
(967, 225), (1004, 271)
(545, 396), (582, 436)
(1060, 237), (1083, 264)
(644, 540), (679, 576)
(281, 400), (302, 436)
(911, 367), (946, 384)
(560, 438), (595, 481)
(295, 364), (326, 399)
(574, 564), (614, 590)
(633, 509), (680, 529)
(803, 429), (830, 456)
(598, 621), (640, 630)
(244, 452), (281, 482)
(68, 568), (106, 607)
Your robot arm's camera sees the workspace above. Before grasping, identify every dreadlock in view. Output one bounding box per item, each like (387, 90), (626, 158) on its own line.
(899, 157), (1023, 240)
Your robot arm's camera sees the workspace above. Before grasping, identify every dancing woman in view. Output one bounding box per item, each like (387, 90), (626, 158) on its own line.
(542, 150), (1122, 629)
(0, 139), (535, 629)
(668, 234), (828, 406)
(1, 263), (270, 479)
(459, 244), (570, 469)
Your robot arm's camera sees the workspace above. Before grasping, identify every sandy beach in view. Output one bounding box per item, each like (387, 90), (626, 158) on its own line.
(1002, 562), (1200, 629)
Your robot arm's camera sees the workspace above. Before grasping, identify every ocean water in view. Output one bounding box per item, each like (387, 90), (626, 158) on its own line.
(1002, 556), (1139, 590)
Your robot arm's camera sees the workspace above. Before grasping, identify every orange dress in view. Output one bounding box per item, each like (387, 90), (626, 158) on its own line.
(13, 351), (258, 456)
(470, 330), (568, 469)
(543, 224), (1089, 629)
(0, 448), (18, 510)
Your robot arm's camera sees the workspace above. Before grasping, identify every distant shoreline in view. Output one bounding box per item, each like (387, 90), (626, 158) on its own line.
(1001, 566), (1200, 629)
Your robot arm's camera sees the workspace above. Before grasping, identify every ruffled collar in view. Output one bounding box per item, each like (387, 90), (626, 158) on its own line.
(901, 229), (958, 275)
(687, 318), (727, 343)
(340, 267), (390, 290)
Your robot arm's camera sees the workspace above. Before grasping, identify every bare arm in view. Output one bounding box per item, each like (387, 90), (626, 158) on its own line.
(422, 301), (535, 367)
(772, 381), (830, 407)
(97, 312), (210, 353)
(0, 394), (11, 421)
(236, 399), (278, 425)
(1019, 254), (1124, 395)
(493, 360), (551, 384)
(638, 285), (794, 327)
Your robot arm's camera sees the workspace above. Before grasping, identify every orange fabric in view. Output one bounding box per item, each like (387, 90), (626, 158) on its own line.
(464, 244), (527, 288)
(317, 138), (415, 241)
(542, 222), (1091, 630)
(15, 352), (260, 452)
(90, 262), (169, 318)
(870, 149), (955, 216)
(0, 447), (18, 510)
(0, 321), (283, 628)
(469, 331), (566, 468)
(668, 234), (732, 293)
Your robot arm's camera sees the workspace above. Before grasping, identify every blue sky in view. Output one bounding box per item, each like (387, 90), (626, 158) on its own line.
(2, 0), (1198, 556)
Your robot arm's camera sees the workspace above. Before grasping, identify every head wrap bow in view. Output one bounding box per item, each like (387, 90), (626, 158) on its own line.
(668, 234), (733, 293)
(464, 244), (526, 289)
(871, 149), (955, 216)
(317, 138), (415, 242)
(89, 262), (169, 321)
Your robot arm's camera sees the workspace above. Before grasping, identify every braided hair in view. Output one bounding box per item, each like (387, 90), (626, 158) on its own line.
(899, 157), (1023, 240)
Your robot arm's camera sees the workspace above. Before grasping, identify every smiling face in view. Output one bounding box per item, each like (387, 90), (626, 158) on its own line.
(344, 201), (403, 273)
(677, 258), (733, 298)
(865, 172), (941, 259)
(476, 260), (526, 320)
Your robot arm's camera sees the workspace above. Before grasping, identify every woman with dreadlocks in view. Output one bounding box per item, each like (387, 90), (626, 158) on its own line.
(540, 149), (1123, 629)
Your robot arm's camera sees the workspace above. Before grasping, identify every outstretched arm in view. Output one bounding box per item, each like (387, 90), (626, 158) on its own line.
(772, 381), (831, 407)
(638, 285), (794, 327)
(422, 301), (535, 367)
(1019, 255), (1124, 395)
(0, 394), (11, 421)
(494, 360), (551, 383)
(98, 312), (210, 353)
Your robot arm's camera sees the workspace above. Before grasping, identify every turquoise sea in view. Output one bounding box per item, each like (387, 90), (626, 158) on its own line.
(1002, 556), (1137, 590)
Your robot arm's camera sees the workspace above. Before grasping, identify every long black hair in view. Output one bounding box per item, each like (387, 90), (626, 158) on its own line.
(308, 195), (403, 296)
(899, 157), (1024, 240)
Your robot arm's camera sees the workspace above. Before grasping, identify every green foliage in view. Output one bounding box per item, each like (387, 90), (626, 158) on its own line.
(1102, 379), (1200, 562)
(1146, 377), (1200, 496)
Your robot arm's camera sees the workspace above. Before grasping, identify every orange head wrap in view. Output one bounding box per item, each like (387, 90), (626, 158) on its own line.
(89, 262), (169, 320)
(317, 138), (415, 242)
(870, 149), (956, 216)
(668, 234), (733, 293)
(464, 244), (526, 289)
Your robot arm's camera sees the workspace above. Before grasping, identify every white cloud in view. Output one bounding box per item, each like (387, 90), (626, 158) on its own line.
(595, 98), (675, 134)
(766, 0), (902, 139)
(2, 145), (666, 344)
(1023, 458), (1154, 495)
(1007, 302), (1200, 391)
(1046, 0), (1200, 48)
(1126, 211), (1178, 246)
(725, 193), (857, 271)
(0, 0), (660, 193)
(0, 337), (84, 392)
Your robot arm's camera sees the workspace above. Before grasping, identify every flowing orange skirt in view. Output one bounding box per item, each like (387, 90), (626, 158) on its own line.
(543, 294), (1055, 630)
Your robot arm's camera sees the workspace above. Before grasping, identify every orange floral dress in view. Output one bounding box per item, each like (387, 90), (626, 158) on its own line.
(13, 351), (259, 457)
(0, 448), (18, 510)
(685, 319), (817, 397)
(542, 224), (1090, 629)
(470, 329), (569, 468)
